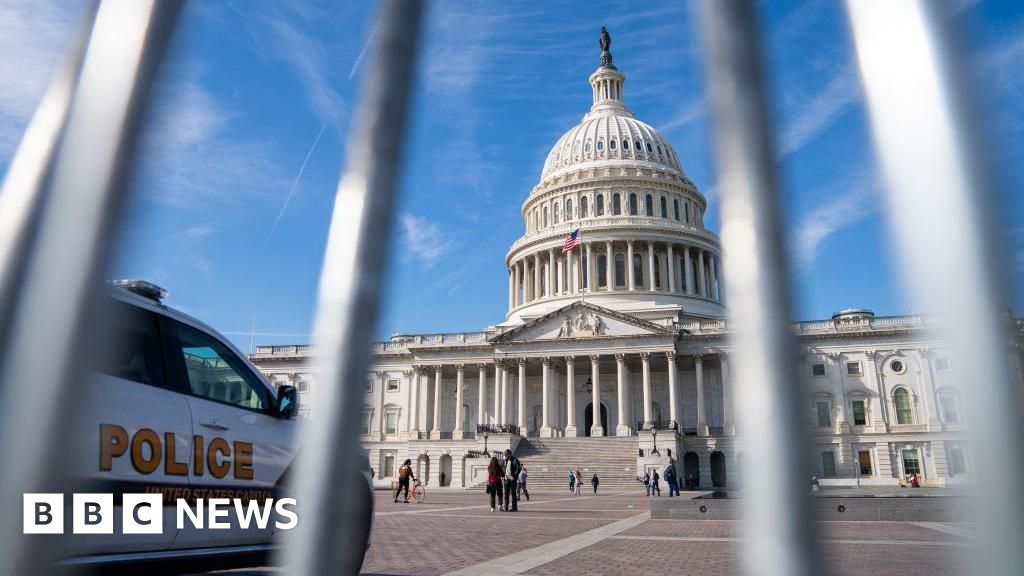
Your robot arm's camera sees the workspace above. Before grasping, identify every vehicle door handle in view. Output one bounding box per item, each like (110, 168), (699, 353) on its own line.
(199, 418), (229, 431)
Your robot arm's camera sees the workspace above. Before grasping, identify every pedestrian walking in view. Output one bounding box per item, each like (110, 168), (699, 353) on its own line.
(568, 469), (576, 496)
(664, 458), (680, 497)
(642, 471), (651, 496)
(487, 456), (504, 512)
(503, 449), (521, 512)
(518, 465), (530, 501)
(393, 459), (416, 503)
(651, 469), (661, 496)
(574, 469), (583, 496)
(591, 473), (599, 494)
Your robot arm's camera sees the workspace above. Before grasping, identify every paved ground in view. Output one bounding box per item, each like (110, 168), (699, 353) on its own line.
(205, 489), (976, 575)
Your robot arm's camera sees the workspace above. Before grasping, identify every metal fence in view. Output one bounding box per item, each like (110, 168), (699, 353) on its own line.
(0, 1), (1018, 575)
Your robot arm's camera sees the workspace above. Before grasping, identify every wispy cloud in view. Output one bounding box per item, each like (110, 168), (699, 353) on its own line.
(400, 214), (455, 270)
(659, 99), (706, 132)
(779, 65), (859, 157)
(792, 173), (877, 270)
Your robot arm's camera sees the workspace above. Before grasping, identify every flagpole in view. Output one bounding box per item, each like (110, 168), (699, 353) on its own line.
(579, 227), (585, 306)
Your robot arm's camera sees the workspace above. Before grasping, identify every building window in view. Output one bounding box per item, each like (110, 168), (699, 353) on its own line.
(622, 138), (629, 150)
(613, 193), (621, 215)
(674, 199), (680, 221)
(598, 254), (608, 287)
(852, 400), (867, 426)
(385, 411), (399, 435)
(543, 207), (549, 227)
(629, 193), (638, 215)
(901, 449), (921, 476)
(298, 380), (310, 393)
(382, 452), (396, 478)
(684, 202), (691, 223)
(940, 395), (960, 424)
(360, 409), (372, 435)
(857, 450), (873, 476)
(846, 362), (862, 376)
(566, 198), (573, 220)
(596, 194), (604, 216)
(614, 254), (626, 287)
(935, 357), (951, 371)
(811, 363), (826, 377)
(597, 139), (604, 151)
(660, 196), (668, 218)
(646, 142), (653, 153)
(821, 451), (837, 477)
(894, 388), (913, 424)
(816, 401), (831, 428)
(554, 202), (560, 224)
(948, 446), (966, 476)
(635, 139), (642, 152)
(585, 141), (591, 153)
(387, 378), (399, 392)
(610, 138), (617, 150)
(365, 378), (374, 392)
(654, 255), (661, 287)
(581, 196), (589, 218)
(633, 254), (643, 288)
(645, 194), (653, 216)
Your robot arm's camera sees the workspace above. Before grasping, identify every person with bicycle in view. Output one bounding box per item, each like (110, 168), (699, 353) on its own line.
(394, 459), (417, 503)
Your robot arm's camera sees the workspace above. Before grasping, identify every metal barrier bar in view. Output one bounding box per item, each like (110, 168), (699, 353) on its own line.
(846, 2), (1023, 574)
(695, 3), (819, 576)
(0, 1), (182, 574)
(280, 1), (422, 574)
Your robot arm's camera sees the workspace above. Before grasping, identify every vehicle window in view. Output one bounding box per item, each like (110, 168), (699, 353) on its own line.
(170, 320), (270, 411)
(92, 299), (165, 388)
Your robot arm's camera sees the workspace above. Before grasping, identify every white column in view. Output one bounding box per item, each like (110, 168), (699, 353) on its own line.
(918, 348), (940, 428)
(565, 356), (577, 437)
(695, 355), (708, 436)
(408, 367), (420, 436)
(491, 360), (499, 424)
(502, 364), (511, 425)
(534, 254), (542, 300)
(667, 352), (678, 428)
(400, 369), (412, 439)
(522, 259), (530, 302)
(697, 250), (707, 297)
(376, 371), (386, 439)
(508, 266), (514, 310)
(627, 240), (635, 290)
(721, 353), (734, 435)
(615, 353), (631, 436)
(641, 352), (652, 424)
(709, 254), (718, 301)
(454, 364), (465, 439)
(585, 242), (594, 292)
(684, 245), (693, 295)
(667, 244), (676, 293)
(431, 366), (442, 439)
(547, 249), (555, 298)
(605, 240), (614, 292)
(830, 353), (847, 432)
(477, 363), (487, 427)
(647, 243), (656, 291)
(591, 355), (603, 437)
(517, 359), (527, 428)
(540, 358), (553, 437)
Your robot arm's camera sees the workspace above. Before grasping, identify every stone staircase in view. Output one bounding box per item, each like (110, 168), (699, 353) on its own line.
(513, 436), (640, 492)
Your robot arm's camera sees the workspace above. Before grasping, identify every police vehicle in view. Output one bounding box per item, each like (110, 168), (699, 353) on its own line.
(59, 280), (373, 572)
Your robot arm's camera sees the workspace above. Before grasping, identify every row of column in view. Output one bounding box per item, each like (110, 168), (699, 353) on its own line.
(508, 240), (722, 309)
(404, 352), (732, 439)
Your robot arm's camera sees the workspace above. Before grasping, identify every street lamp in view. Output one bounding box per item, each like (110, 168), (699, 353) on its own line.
(482, 431), (490, 457)
(652, 428), (660, 456)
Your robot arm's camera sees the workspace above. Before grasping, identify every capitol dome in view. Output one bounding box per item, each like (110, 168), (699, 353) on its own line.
(505, 29), (724, 325)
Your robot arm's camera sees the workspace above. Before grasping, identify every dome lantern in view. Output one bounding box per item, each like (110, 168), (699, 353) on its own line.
(588, 27), (630, 118)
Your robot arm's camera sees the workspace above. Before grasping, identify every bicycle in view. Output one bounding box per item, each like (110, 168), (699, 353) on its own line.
(410, 479), (426, 504)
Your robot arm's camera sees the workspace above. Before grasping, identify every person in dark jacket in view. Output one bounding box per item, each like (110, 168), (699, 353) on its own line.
(664, 458), (680, 497)
(487, 457), (503, 512)
(591, 473), (600, 494)
(503, 449), (521, 512)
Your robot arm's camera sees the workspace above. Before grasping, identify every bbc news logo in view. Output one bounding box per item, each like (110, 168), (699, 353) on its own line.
(24, 494), (298, 534)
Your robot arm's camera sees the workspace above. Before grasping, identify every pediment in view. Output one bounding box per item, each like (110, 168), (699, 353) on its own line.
(492, 301), (674, 343)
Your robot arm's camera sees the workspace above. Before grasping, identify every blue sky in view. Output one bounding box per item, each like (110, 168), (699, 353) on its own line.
(1, 0), (1022, 350)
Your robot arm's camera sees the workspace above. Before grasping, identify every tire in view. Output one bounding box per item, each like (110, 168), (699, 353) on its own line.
(415, 488), (426, 504)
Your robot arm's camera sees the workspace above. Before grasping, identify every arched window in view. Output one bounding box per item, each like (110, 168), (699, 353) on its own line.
(633, 254), (643, 288)
(566, 198), (573, 220)
(596, 194), (605, 216)
(597, 254), (608, 287)
(612, 193), (622, 215)
(597, 139), (604, 152)
(554, 202), (560, 224)
(634, 139), (642, 153)
(543, 207), (549, 227)
(645, 194), (653, 216)
(629, 193), (639, 215)
(581, 196), (589, 218)
(610, 139), (617, 150)
(614, 253), (626, 287)
(684, 202), (690, 223)
(673, 199), (680, 221)
(622, 139), (629, 150)
(585, 141), (591, 153)
(656, 145), (663, 155)
(573, 142), (580, 157)
(660, 196), (668, 218)
(646, 142), (653, 153)
(894, 388), (913, 424)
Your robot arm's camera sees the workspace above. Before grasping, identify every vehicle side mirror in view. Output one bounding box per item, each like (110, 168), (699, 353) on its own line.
(276, 385), (298, 418)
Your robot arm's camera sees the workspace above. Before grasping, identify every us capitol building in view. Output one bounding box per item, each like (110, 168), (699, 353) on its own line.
(250, 31), (1012, 491)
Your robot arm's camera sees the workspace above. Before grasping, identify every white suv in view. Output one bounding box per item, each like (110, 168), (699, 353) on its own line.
(58, 280), (373, 572)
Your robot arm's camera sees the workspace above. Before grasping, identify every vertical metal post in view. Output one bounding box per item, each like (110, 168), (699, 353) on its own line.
(846, 1), (1023, 573)
(695, 2), (818, 576)
(280, 1), (422, 574)
(0, 1), (182, 574)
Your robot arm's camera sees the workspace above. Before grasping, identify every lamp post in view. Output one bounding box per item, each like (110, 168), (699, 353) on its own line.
(483, 431), (490, 457)
(652, 428), (660, 456)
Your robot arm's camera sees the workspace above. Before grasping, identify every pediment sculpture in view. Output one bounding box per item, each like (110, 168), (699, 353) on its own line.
(556, 309), (606, 338)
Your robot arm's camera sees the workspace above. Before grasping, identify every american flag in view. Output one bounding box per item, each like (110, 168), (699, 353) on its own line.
(562, 228), (581, 253)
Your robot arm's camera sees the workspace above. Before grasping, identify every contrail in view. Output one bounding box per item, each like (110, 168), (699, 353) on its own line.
(266, 122), (327, 243)
(348, 17), (380, 82)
